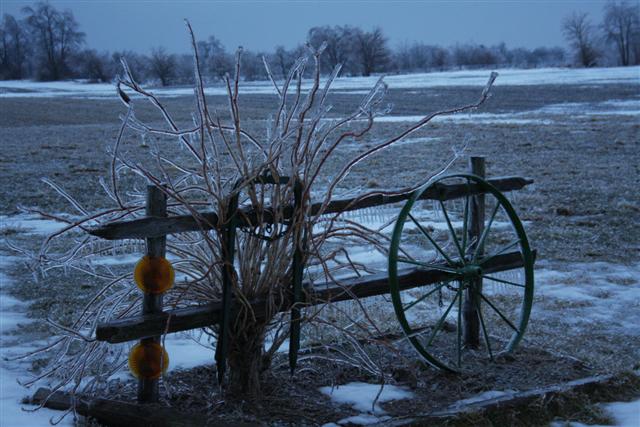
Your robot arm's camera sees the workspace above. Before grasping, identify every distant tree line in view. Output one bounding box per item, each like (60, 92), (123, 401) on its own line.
(1, 1), (638, 85)
(563, 1), (640, 67)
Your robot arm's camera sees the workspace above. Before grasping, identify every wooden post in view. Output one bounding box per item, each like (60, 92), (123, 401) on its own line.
(138, 185), (167, 403)
(464, 156), (485, 348)
(289, 179), (306, 374)
(214, 194), (238, 386)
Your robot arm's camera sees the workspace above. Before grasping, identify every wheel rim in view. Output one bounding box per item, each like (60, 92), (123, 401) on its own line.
(388, 174), (534, 372)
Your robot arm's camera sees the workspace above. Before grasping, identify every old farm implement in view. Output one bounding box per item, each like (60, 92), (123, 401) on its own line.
(32, 157), (535, 416)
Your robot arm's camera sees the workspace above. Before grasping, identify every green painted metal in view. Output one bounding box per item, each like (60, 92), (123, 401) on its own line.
(388, 174), (534, 372)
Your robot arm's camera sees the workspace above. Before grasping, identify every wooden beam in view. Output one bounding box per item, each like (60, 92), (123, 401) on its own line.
(89, 176), (533, 240)
(28, 387), (243, 427)
(96, 250), (531, 344)
(378, 373), (639, 426)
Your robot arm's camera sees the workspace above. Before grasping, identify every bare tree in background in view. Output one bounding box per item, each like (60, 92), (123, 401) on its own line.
(79, 49), (113, 82)
(308, 25), (358, 75)
(272, 45), (296, 78)
(149, 47), (176, 86)
(453, 43), (498, 68)
(238, 49), (267, 80)
(354, 27), (390, 76)
(197, 35), (233, 80)
(112, 50), (149, 83)
(22, 1), (84, 80)
(563, 12), (599, 67)
(0, 14), (30, 79)
(602, 0), (640, 66)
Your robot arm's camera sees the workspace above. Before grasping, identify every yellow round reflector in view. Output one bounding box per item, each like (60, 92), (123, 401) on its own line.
(128, 341), (169, 380)
(134, 256), (174, 294)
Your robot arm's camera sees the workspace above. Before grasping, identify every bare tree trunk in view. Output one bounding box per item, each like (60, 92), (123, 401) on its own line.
(226, 320), (268, 397)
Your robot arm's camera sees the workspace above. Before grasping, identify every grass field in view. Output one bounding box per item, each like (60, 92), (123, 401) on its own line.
(1, 69), (639, 425)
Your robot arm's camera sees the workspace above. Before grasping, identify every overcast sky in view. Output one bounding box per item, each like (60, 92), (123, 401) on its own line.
(1, 1), (608, 53)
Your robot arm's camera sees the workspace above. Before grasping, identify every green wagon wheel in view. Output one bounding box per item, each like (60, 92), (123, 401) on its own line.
(388, 174), (534, 372)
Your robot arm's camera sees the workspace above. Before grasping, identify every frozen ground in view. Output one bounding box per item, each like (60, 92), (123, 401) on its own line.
(1, 208), (639, 425)
(371, 97), (640, 125)
(0, 250), (216, 426)
(0, 65), (638, 98)
(0, 256), (75, 426)
(551, 398), (640, 427)
(319, 382), (414, 426)
(0, 65), (638, 425)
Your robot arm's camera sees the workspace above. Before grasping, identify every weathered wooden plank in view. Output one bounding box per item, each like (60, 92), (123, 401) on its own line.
(28, 387), (230, 427)
(376, 372), (640, 426)
(89, 176), (533, 240)
(96, 250), (531, 344)
(29, 371), (639, 427)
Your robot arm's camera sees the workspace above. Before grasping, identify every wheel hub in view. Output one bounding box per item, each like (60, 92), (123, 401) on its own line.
(457, 264), (482, 279)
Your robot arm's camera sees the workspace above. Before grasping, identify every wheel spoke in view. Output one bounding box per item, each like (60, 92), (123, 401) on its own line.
(482, 274), (525, 288)
(397, 257), (458, 274)
(439, 200), (464, 261)
(473, 202), (501, 262)
(403, 281), (450, 311)
(479, 293), (520, 334)
(456, 284), (462, 367)
(477, 239), (521, 266)
(461, 194), (470, 260)
(426, 290), (459, 347)
(476, 299), (494, 360)
(408, 213), (456, 266)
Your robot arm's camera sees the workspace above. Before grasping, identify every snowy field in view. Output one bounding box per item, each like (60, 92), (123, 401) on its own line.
(0, 65), (638, 98)
(0, 65), (638, 425)
(2, 210), (639, 425)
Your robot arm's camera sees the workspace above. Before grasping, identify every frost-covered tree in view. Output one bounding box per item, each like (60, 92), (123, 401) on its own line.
(0, 14), (30, 79)
(149, 47), (176, 86)
(22, 2), (85, 80)
(354, 27), (390, 76)
(308, 25), (358, 75)
(78, 49), (113, 82)
(602, 0), (640, 66)
(197, 35), (233, 80)
(394, 42), (436, 72)
(271, 45), (296, 78)
(563, 12), (599, 67)
(238, 49), (267, 81)
(112, 50), (149, 83)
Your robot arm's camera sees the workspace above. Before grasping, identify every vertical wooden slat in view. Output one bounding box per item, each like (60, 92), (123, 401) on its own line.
(289, 180), (305, 374)
(464, 156), (485, 348)
(215, 194), (238, 385)
(138, 185), (167, 403)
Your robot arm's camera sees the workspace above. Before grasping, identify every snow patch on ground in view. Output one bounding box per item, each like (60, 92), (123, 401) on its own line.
(2, 66), (637, 99)
(534, 261), (640, 334)
(320, 382), (413, 425)
(377, 66), (640, 88)
(162, 334), (215, 370)
(374, 113), (553, 125)
(549, 398), (640, 427)
(0, 256), (75, 426)
(0, 214), (68, 235)
(602, 399), (640, 426)
(373, 97), (639, 125)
